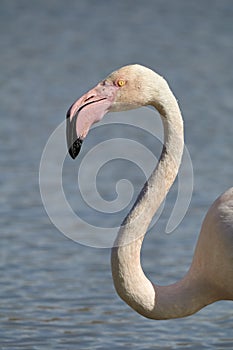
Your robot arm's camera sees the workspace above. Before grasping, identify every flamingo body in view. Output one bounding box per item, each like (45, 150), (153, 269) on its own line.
(66, 64), (233, 319)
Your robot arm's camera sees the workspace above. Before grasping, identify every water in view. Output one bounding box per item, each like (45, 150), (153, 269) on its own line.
(1, 0), (233, 348)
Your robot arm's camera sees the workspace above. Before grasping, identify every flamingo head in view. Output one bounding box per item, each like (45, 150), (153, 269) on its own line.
(66, 64), (161, 159)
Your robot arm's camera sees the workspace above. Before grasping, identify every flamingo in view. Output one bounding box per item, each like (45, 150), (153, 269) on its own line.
(66, 64), (233, 319)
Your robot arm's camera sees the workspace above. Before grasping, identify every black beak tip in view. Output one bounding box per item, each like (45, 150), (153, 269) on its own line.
(68, 138), (83, 159)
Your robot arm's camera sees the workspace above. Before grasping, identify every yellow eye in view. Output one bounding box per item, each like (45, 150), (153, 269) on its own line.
(117, 79), (126, 87)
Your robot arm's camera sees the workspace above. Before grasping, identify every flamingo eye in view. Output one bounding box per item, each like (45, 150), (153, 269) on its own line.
(117, 79), (126, 87)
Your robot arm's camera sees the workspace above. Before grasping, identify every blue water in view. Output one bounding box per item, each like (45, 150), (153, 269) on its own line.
(1, 0), (233, 349)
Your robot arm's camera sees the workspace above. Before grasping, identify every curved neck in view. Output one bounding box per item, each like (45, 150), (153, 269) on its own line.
(114, 80), (184, 247)
(111, 81), (200, 319)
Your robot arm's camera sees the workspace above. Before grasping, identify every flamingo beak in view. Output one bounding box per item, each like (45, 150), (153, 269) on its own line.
(66, 82), (118, 159)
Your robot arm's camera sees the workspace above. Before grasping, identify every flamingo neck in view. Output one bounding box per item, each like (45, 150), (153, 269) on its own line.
(111, 81), (208, 319)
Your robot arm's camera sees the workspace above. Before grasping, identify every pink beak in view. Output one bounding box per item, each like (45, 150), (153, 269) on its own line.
(66, 81), (118, 159)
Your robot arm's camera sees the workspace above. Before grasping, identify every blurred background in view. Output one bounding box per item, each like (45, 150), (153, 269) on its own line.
(1, 0), (232, 349)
